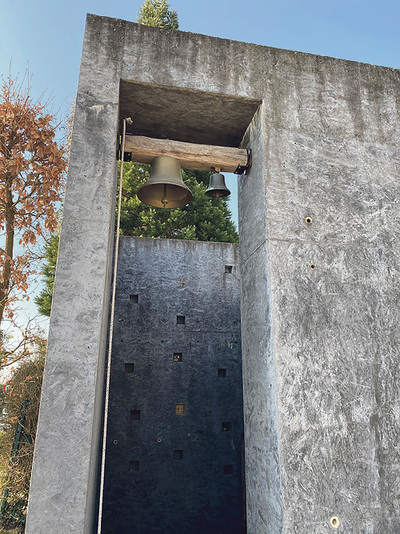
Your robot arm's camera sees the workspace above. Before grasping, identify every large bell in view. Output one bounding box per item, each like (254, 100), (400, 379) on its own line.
(137, 156), (193, 208)
(205, 172), (231, 199)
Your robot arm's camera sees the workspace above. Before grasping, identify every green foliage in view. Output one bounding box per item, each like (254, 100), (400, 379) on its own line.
(137, 0), (179, 30)
(0, 344), (45, 532)
(34, 234), (59, 317)
(120, 163), (238, 243)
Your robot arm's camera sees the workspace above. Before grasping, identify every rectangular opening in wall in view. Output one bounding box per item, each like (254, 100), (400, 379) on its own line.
(131, 409), (141, 420)
(223, 464), (233, 475)
(176, 404), (185, 415)
(173, 353), (183, 362)
(177, 315), (185, 325)
(173, 450), (183, 460)
(125, 363), (134, 373)
(222, 421), (231, 431)
(218, 368), (227, 377)
(225, 265), (233, 274)
(129, 294), (139, 303)
(129, 460), (139, 472)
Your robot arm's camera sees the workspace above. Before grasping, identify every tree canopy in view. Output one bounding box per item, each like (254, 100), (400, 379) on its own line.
(137, 0), (179, 29)
(0, 77), (66, 328)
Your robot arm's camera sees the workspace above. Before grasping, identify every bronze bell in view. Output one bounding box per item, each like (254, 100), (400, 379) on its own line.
(137, 156), (193, 208)
(205, 172), (231, 199)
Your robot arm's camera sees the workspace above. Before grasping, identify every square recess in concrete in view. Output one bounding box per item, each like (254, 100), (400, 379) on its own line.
(119, 80), (261, 147)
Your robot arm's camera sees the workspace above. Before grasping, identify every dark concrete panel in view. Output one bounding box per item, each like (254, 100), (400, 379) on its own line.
(102, 238), (245, 534)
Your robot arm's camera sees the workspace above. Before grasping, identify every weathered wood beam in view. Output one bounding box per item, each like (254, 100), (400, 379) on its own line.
(124, 135), (249, 172)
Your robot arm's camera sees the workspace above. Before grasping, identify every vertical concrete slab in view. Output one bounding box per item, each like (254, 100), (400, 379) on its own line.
(240, 52), (400, 533)
(239, 106), (284, 534)
(26, 16), (124, 534)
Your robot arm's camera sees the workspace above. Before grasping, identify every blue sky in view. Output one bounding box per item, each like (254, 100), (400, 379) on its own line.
(0, 0), (399, 325)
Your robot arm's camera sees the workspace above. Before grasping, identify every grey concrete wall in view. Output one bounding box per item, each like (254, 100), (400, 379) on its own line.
(239, 51), (400, 533)
(26, 17), (122, 534)
(239, 106), (284, 533)
(101, 237), (244, 534)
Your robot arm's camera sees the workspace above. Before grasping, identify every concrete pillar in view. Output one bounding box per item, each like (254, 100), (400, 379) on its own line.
(239, 54), (400, 533)
(26, 17), (122, 533)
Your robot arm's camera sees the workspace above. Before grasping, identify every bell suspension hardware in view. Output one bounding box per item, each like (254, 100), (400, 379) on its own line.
(234, 149), (252, 175)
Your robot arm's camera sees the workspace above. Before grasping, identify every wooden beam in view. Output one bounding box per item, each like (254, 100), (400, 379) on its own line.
(124, 135), (248, 172)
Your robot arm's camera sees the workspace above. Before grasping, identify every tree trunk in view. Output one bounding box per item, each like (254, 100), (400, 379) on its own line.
(0, 174), (15, 326)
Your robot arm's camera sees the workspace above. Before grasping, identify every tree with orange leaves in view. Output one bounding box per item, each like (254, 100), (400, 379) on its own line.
(0, 77), (66, 331)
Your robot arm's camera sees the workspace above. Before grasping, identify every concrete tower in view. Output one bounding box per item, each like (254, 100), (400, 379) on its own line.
(26, 14), (400, 534)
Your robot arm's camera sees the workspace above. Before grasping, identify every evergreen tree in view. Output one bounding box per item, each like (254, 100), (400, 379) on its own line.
(137, 0), (179, 30)
(120, 165), (237, 242)
(34, 234), (59, 317)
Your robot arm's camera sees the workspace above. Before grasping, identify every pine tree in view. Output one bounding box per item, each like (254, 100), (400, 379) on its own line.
(34, 234), (59, 317)
(137, 0), (179, 30)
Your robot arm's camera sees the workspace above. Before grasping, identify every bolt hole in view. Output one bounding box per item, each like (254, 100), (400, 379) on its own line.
(305, 216), (313, 224)
(330, 516), (340, 529)
(310, 262), (316, 269)
(113, 440), (118, 445)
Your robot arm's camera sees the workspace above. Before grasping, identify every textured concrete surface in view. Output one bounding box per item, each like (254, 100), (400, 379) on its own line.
(239, 47), (400, 533)
(101, 238), (245, 534)
(120, 81), (261, 146)
(25, 16), (121, 534)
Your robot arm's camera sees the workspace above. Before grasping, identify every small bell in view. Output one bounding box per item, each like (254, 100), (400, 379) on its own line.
(137, 156), (193, 208)
(205, 172), (231, 199)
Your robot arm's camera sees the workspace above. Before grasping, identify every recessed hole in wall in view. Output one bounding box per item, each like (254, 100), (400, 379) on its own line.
(305, 216), (313, 225)
(129, 294), (139, 303)
(129, 460), (139, 472)
(330, 516), (340, 529)
(173, 449), (183, 460)
(225, 265), (233, 274)
(173, 353), (183, 362)
(131, 409), (140, 420)
(223, 464), (233, 475)
(222, 421), (231, 431)
(113, 440), (118, 445)
(218, 368), (227, 377)
(176, 404), (185, 415)
(125, 363), (134, 373)
(310, 262), (316, 269)
(177, 315), (185, 325)
(157, 438), (162, 443)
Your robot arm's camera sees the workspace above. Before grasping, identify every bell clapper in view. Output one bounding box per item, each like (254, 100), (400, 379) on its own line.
(161, 184), (169, 208)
